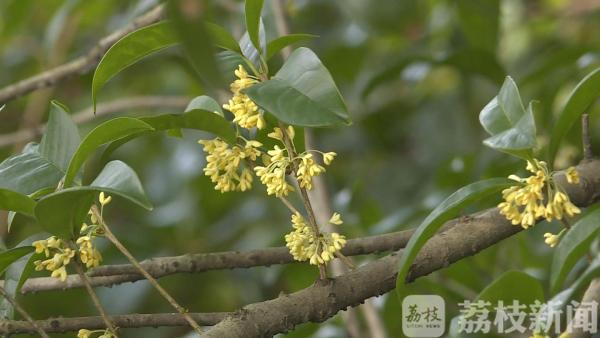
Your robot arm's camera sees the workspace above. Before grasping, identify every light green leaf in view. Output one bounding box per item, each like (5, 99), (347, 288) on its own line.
(266, 34), (318, 60)
(239, 25), (266, 69)
(245, 47), (351, 127)
(40, 100), (81, 172)
(0, 189), (35, 217)
(92, 21), (178, 111)
(0, 247), (35, 275)
(479, 76), (536, 159)
(205, 22), (241, 53)
(474, 270), (544, 310)
(396, 178), (513, 295)
(548, 67), (600, 163)
(64, 117), (154, 187)
(185, 95), (223, 116)
(167, 0), (223, 89)
(37, 160), (151, 238)
(551, 206), (600, 293)
(218, 50), (251, 83)
(245, 0), (264, 53)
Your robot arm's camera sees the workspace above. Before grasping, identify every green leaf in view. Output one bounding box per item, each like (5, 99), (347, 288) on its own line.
(548, 67), (600, 163)
(474, 270), (545, 310)
(550, 206), (600, 293)
(456, 0), (500, 53)
(479, 76), (536, 159)
(40, 100), (81, 172)
(0, 189), (35, 217)
(167, 0), (223, 89)
(101, 109), (236, 160)
(395, 178), (513, 295)
(239, 25), (266, 69)
(205, 22), (241, 53)
(37, 160), (151, 238)
(245, 47), (351, 127)
(0, 247), (35, 275)
(245, 0), (264, 53)
(185, 95), (223, 116)
(266, 34), (318, 60)
(92, 21), (178, 111)
(64, 117), (154, 187)
(218, 50), (250, 83)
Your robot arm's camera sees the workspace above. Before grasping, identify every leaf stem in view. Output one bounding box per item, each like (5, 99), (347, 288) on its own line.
(0, 285), (51, 338)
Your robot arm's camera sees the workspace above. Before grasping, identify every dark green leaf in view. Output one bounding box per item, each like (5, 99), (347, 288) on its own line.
(90, 160), (152, 210)
(245, 47), (351, 127)
(64, 117), (154, 187)
(245, 0), (264, 53)
(92, 21), (178, 111)
(205, 22), (241, 53)
(218, 50), (251, 83)
(0, 189), (35, 216)
(0, 247), (35, 275)
(239, 24), (266, 69)
(396, 178), (513, 295)
(548, 67), (600, 163)
(474, 270), (545, 310)
(479, 76), (536, 159)
(266, 34), (318, 60)
(40, 100), (81, 172)
(185, 95), (223, 116)
(167, 0), (223, 89)
(551, 206), (600, 293)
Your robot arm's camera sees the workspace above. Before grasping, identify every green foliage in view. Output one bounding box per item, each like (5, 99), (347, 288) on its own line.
(395, 178), (513, 296)
(244, 0), (264, 54)
(550, 206), (600, 293)
(548, 67), (600, 163)
(0, 188), (35, 217)
(0, 246), (35, 275)
(266, 34), (318, 60)
(473, 270), (545, 311)
(205, 22), (242, 53)
(40, 101), (81, 171)
(245, 47), (351, 127)
(456, 0), (500, 52)
(64, 117), (154, 187)
(185, 95), (223, 115)
(92, 21), (178, 110)
(479, 77), (536, 159)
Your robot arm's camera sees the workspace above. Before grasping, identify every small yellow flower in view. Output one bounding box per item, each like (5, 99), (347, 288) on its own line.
(223, 65), (265, 130)
(543, 233), (560, 248)
(99, 192), (112, 206)
(530, 333), (550, 338)
(50, 265), (67, 282)
(77, 329), (93, 338)
(558, 332), (570, 338)
(566, 167), (579, 184)
(329, 212), (343, 225)
(322, 152), (336, 165)
(284, 213), (346, 265)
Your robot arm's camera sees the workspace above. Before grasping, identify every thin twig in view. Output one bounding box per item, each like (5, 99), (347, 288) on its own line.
(0, 286), (51, 338)
(72, 253), (117, 335)
(582, 113), (593, 160)
(94, 206), (204, 335)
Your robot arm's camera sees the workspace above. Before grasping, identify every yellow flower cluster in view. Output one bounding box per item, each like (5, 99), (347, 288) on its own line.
(284, 212), (347, 265)
(199, 138), (262, 193)
(223, 65), (265, 129)
(498, 160), (580, 229)
(78, 329), (116, 338)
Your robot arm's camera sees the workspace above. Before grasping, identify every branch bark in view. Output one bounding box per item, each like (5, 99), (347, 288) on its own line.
(201, 159), (600, 338)
(17, 229), (415, 293)
(0, 5), (165, 105)
(0, 96), (189, 148)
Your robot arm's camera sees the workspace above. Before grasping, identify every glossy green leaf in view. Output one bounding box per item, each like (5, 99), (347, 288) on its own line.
(64, 117), (154, 187)
(185, 95), (223, 116)
(218, 50), (251, 83)
(167, 0), (223, 89)
(245, 0), (264, 53)
(266, 34), (318, 60)
(245, 47), (351, 127)
(396, 178), (513, 295)
(40, 100), (81, 172)
(239, 25), (266, 69)
(474, 270), (545, 310)
(479, 76), (536, 159)
(550, 206), (600, 293)
(0, 188), (35, 216)
(0, 247), (35, 275)
(37, 160), (151, 238)
(548, 67), (600, 163)
(205, 22), (241, 53)
(92, 21), (178, 111)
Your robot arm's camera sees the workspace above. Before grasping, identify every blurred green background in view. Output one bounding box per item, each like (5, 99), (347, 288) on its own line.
(0, 0), (599, 337)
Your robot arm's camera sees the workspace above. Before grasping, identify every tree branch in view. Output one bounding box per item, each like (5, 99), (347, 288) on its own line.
(0, 5), (165, 105)
(0, 312), (228, 335)
(565, 277), (600, 337)
(17, 229), (415, 293)
(582, 113), (593, 160)
(0, 96), (189, 148)
(201, 159), (600, 337)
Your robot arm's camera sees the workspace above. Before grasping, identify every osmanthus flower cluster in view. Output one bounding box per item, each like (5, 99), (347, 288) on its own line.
(32, 193), (110, 281)
(498, 159), (580, 247)
(198, 65), (347, 267)
(77, 328), (116, 338)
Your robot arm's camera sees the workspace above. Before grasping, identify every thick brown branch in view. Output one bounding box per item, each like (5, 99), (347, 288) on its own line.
(0, 312), (228, 335)
(0, 5), (165, 105)
(17, 229), (415, 293)
(0, 96), (189, 148)
(202, 159), (600, 338)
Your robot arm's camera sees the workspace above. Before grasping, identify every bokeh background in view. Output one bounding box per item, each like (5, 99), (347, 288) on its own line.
(0, 0), (599, 337)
